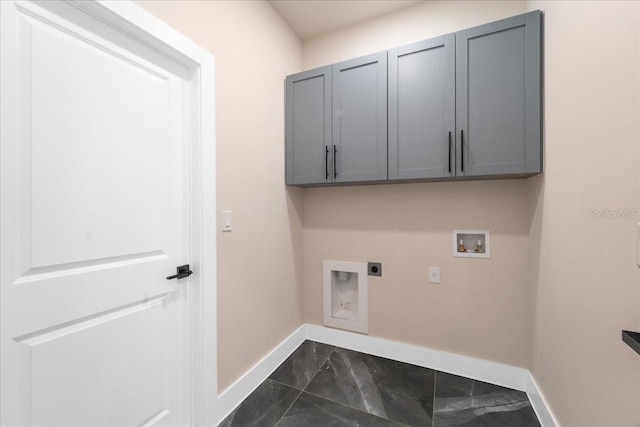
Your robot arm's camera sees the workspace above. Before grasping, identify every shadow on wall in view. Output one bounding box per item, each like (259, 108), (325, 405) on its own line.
(286, 185), (305, 297)
(302, 179), (530, 237)
(526, 173), (544, 365)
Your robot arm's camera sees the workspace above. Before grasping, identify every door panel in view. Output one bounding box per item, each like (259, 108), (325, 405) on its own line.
(26, 10), (170, 269)
(23, 299), (164, 426)
(388, 34), (455, 180)
(467, 25), (525, 174)
(333, 52), (387, 183)
(285, 66), (332, 185)
(456, 12), (541, 177)
(1, 1), (190, 426)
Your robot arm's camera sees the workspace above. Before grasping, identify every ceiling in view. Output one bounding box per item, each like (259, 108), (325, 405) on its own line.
(270, 0), (423, 40)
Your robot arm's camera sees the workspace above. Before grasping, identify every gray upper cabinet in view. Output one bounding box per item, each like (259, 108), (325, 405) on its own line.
(332, 52), (388, 183)
(285, 66), (332, 185)
(284, 10), (542, 186)
(388, 34), (455, 180)
(456, 11), (542, 177)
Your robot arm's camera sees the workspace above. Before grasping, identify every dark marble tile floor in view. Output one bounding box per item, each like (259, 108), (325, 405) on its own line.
(433, 372), (539, 427)
(219, 341), (541, 427)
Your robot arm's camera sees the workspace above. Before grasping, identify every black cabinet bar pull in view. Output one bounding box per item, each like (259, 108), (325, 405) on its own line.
(448, 131), (452, 174)
(325, 146), (329, 180)
(333, 145), (337, 179)
(461, 130), (465, 173)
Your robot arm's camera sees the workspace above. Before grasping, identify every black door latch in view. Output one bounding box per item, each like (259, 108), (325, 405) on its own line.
(166, 264), (193, 280)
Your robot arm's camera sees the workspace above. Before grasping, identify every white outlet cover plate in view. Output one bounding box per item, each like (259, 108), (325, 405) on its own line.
(429, 266), (440, 284)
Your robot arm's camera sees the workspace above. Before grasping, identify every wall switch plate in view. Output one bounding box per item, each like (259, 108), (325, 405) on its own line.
(368, 262), (382, 276)
(222, 210), (232, 232)
(429, 266), (441, 284)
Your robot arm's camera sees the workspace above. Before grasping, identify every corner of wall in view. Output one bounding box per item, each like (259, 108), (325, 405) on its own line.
(137, 0), (306, 393)
(523, 1), (640, 425)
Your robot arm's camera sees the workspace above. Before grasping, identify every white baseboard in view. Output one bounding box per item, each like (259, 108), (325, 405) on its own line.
(215, 323), (557, 427)
(526, 372), (559, 427)
(304, 324), (528, 391)
(215, 325), (306, 423)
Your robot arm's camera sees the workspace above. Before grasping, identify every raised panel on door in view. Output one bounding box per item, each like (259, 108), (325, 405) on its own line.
(285, 66), (332, 185)
(456, 11), (541, 177)
(1, 1), (191, 425)
(333, 52), (387, 183)
(388, 34), (455, 180)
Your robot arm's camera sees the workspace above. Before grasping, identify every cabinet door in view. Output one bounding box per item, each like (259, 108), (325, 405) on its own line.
(333, 52), (387, 183)
(285, 66), (332, 185)
(456, 11), (541, 177)
(388, 34), (455, 180)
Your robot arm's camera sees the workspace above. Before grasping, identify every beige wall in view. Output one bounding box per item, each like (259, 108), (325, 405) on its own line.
(136, 1), (305, 392)
(526, 1), (640, 426)
(302, 1), (535, 371)
(303, 0), (526, 69)
(136, 1), (640, 424)
(302, 2), (640, 424)
(304, 181), (533, 366)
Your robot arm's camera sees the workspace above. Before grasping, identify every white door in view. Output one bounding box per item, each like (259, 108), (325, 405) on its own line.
(1, 1), (193, 425)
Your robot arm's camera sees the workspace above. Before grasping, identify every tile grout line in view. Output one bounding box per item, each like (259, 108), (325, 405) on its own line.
(304, 344), (432, 427)
(300, 346), (399, 422)
(299, 346), (380, 416)
(268, 378), (305, 393)
(316, 346), (436, 427)
(432, 371), (438, 427)
(273, 387), (304, 427)
(314, 344), (337, 379)
(270, 341), (336, 393)
(300, 344), (336, 393)
(219, 379), (297, 427)
(274, 343), (336, 427)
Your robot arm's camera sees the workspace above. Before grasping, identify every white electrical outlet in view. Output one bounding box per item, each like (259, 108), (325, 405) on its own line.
(429, 266), (441, 284)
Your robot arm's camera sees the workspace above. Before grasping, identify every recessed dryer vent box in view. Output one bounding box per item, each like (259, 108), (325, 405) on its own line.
(453, 229), (490, 259)
(323, 260), (368, 334)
